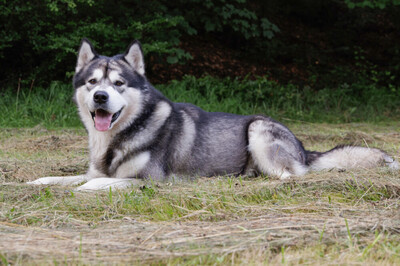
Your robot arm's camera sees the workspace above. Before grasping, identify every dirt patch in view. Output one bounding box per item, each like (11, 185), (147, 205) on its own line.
(0, 128), (87, 182)
(0, 128), (86, 153)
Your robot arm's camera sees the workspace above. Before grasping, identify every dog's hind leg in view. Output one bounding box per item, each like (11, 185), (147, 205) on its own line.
(247, 119), (308, 179)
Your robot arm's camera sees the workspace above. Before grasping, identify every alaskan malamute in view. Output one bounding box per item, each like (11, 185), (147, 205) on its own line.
(29, 39), (399, 190)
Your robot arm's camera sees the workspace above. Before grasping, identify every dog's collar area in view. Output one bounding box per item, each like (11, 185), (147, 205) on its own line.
(90, 108), (123, 131)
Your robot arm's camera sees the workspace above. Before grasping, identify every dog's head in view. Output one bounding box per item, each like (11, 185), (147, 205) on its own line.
(73, 39), (147, 132)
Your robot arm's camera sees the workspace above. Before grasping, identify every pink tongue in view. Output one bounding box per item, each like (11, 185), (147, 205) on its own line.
(94, 110), (113, 131)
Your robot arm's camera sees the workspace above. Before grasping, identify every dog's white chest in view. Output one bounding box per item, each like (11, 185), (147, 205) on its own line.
(114, 151), (151, 178)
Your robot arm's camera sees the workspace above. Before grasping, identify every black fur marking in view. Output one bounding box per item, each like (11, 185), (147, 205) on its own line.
(106, 58), (148, 89)
(122, 123), (172, 178)
(305, 150), (323, 166)
(104, 106), (174, 178)
(73, 68), (88, 89)
(122, 68), (147, 89)
(102, 149), (115, 176)
(116, 101), (156, 143)
(158, 113), (180, 176)
(104, 62), (109, 77)
(73, 57), (104, 89)
(99, 102), (158, 175)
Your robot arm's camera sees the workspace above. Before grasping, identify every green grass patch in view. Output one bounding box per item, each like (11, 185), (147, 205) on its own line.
(1, 76), (399, 128)
(0, 82), (81, 128)
(159, 76), (400, 123)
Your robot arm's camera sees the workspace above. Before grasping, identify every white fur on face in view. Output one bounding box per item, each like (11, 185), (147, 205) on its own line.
(91, 69), (104, 82)
(75, 87), (113, 166)
(86, 85), (127, 115)
(75, 67), (146, 175)
(108, 70), (122, 85)
(79, 68), (128, 130)
(75, 86), (93, 130)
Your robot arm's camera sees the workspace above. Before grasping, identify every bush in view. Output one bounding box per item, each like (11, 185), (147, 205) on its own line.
(0, 0), (194, 86)
(0, 0), (277, 87)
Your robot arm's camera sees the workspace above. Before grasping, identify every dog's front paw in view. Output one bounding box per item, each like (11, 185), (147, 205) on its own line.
(75, 178), (142, 191)
(27, 175), (88, 186)
(27, 177), (62, 185)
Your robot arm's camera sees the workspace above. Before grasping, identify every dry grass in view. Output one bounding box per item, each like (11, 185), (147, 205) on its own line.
(1, 123), (400, 265)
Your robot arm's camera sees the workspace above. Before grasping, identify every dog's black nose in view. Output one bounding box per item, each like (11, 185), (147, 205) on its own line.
(93, 91), (109, 104)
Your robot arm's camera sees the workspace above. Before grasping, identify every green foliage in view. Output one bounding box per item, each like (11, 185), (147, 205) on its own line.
(310, 46), (400, 90)
(0, 0), (195, 84)
(0, 0), (277, 86)
(345, 0), (400, 9)
(32, 187), (54, 202)
(2, 0), (400, 93)
(173, 0), (279, 40)
(0, 76), (398, 129)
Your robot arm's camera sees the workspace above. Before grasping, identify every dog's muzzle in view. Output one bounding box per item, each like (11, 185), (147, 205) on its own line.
(93, 91), (109, 104)
(90, 108), (123, 131)
(90, 91), (123, 131)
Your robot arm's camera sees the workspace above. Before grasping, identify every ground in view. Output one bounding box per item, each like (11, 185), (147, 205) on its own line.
(1, 123), (400, 264)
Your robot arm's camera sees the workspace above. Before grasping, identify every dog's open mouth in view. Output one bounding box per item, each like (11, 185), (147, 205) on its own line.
(90, 108), (123, 131)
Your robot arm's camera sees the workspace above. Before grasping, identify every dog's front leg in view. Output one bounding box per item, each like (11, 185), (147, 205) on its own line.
(75, 177), (143, 191)
(27, 175), (91, 186)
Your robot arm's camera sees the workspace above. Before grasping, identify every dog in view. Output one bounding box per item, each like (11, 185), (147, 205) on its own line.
(28, 39), (399, 190)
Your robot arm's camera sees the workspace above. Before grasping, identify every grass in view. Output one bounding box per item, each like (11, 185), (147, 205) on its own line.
(0, 75), (399, 128)
(0, 82), (81, 128)
(1, 76), (399, 263)
(1, 122), (399, 264)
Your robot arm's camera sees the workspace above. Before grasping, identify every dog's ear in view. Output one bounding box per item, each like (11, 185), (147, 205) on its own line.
(76, 38), (97, 73)
(124, 40), (145, 75)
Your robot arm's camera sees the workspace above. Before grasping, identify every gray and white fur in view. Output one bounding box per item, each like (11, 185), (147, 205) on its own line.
(29, 39), (399, 190)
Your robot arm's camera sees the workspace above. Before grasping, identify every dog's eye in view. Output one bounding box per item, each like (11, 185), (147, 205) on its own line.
(88, 79), (97, 85)
(114, 81), (124, 86)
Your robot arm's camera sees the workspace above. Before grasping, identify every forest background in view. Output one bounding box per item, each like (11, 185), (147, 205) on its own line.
(1, 0), (400, 126)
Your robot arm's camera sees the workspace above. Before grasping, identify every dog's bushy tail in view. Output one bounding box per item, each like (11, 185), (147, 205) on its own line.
(306, 145), (399, 171)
